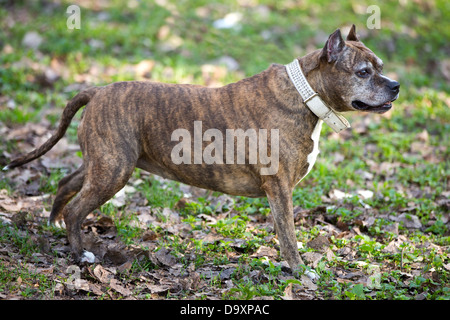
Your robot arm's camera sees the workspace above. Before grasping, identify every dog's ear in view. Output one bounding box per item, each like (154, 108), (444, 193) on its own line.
(346, 24), (360, 41)
(321, 29), (345, 63)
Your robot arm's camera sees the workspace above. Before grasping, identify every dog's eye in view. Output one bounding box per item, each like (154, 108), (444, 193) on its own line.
(356, 69), (371, 78)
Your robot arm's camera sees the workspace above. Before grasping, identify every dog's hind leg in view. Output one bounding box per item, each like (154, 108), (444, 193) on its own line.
(61, 156), (136, 262)
(48, 165), (85, 227)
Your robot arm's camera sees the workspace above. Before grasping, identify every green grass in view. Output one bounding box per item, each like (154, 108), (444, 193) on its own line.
(0, 261), (56, 299)
(0, 222), (58, 299)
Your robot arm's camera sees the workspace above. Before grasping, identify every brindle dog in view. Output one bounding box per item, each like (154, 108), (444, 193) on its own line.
(5, 25), (399, 277)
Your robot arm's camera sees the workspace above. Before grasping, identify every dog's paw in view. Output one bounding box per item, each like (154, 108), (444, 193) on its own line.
(80, 250), (95, 263)
(47, 218), (66, 229)
(54, 220), (66, 229)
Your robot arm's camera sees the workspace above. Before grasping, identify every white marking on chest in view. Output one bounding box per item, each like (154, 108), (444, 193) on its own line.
(297, 119), (323, 184)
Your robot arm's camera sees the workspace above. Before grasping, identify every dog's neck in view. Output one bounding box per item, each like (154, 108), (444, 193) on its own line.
(285, 57), (350, 133)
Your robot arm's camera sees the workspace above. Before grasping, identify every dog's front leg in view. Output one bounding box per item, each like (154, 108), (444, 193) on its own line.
(262, 178), (306, 276)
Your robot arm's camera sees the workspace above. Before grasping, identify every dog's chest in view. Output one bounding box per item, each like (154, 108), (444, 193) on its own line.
(297, 119), (323, 184)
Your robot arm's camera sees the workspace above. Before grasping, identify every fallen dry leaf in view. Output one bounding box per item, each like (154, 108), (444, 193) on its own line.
(88, 283), (104, 296)
(281, 282), (295, 300)
(252, 245), (278, 259)
(146, 283), (170, 294)
(306, 235), (330, 251)
(301, 252), (323, 268)
(392, 213), (422, 229)
(300, 274), (318, 291)
(109, 279), (132, 297)
(151, 247), (177, 267)
(93, 264), (113, 284)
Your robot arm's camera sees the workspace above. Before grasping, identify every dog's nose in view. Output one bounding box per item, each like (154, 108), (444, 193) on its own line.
(389, 80), (400, 94)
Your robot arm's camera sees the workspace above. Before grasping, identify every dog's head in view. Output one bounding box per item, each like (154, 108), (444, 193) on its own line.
(316, 25), (400, 113)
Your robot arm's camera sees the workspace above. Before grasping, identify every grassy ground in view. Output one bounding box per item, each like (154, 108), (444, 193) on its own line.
(0, 0), (449, 300)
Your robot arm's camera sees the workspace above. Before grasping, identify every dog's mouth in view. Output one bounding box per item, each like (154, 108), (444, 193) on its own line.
(351, 99), (396, 114)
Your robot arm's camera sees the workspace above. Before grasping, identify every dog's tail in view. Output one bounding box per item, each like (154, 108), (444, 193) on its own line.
(3, 87), (101, 170)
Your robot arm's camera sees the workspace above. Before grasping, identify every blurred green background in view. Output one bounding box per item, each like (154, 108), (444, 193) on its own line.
(0, 0), (449, 95)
